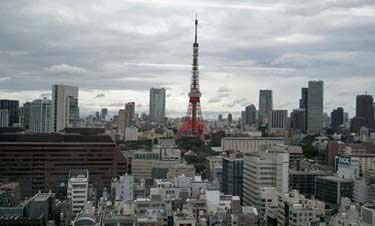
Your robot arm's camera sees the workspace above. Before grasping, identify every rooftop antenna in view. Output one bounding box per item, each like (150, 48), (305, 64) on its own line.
(195, 13), (198, 43)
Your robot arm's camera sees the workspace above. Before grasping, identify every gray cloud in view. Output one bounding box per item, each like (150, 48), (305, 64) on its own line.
(0, 0), (373, 117)
(218, 87), (232, 93)
(223, 98), (249, 108)
(208, 97), (222, 103)
(95, 93), (105, 98)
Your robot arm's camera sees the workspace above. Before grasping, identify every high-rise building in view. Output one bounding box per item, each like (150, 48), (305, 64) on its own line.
(259, 90), (273, 127)
(51, 84), (79, 132)
(344, 112), (350, 128)
(299, 87), (308, 130)
(290, 109), (306, 133)
(0, 109), (9, 128)
(228, 113), (233, 123)
(30, 98), (52, 133)
(0, 100), (19, 127)
(67, 169), (89, 215)
(351, 95), (374, 133)
(307, 81), (324, 134)
(118, 109), (129, 140)
(222, 156), (243, 197)
(331, 107), (344, 131)
(243, 151), (289, 215)
(100, 108), (108, 121)
(218, 114), (223, 121)
(299, 88), (308, 109)
(271, 110), (288, 132)
(125, 102), (135, 125)
(20, 102), (31, 129)
(149, 88), (166, 123)
(245, 105), (257, 126)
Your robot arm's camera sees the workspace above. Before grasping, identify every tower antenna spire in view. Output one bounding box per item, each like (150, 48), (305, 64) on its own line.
(195, 14), (198, 43)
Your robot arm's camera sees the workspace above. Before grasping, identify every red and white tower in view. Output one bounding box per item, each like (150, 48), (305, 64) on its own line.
(177, 16), (206, 139)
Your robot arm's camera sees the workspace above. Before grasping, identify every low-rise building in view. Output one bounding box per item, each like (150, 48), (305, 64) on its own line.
(277, 190), (325, 226)
(315, 176), (353, 209)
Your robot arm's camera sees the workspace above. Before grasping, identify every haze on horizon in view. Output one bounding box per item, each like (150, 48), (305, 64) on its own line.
(0, 0), (374, 119)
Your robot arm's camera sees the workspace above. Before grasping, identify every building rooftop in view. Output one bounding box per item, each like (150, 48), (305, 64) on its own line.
(32, 192), (54, 202)
(318, 176), (353, 183)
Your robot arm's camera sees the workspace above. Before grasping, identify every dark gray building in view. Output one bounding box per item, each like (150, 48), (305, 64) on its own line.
(351, 95), (374, 133)
(0, 100), (19, 127)
(307, 81), (324, 134)
(222, 157), (243, 197)
(245, 105), (257, 126)
(290, 109), (306, 133)
(331, 107), (344, 131)
(315, 176), (353, 209)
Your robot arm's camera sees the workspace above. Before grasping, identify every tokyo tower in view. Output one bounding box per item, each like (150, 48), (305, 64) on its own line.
(176, 16), (206, 139)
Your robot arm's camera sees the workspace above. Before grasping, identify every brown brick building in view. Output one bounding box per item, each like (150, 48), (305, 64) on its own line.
(0, 128), (127, 197)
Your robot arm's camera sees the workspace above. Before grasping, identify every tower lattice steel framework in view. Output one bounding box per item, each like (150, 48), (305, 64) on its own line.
(177, 16), (206, 139)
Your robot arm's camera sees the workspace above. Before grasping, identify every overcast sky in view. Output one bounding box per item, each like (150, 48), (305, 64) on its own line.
(0, 0), (374, 119)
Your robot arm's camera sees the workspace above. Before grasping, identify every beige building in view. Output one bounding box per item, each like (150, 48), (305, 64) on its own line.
(277, 190), (325, 226)
(221, 136), (284, 153)
(243, 151), (289, 216)
(131, 151), (160, 181)
(167, 163), (195, 180)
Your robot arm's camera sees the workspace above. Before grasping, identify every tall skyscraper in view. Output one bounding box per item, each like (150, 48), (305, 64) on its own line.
(259, 90), (273, 127)
(299, 88), (308, 109)
(0, 109), (9, 128)
(245, 104), (257, 126)
(0, 100), (19, 127)
(149, 88), (166, 123)
(351, 95), (374, 133)
(331, 107), (344, 130)
(20, 102), (31, 129)
(125, 102), (135, 125)
(227, 113), (233, 123)
(290, 109), (306, 133)
(100, 108), (108, 121)
(30, 98), (52, 133)
(51, 84), (79, 132)
(307, 81), (324, 134)
(299, 87), (308, 130)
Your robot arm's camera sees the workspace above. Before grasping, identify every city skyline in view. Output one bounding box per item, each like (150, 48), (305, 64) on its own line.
(0, 1), (374, 118)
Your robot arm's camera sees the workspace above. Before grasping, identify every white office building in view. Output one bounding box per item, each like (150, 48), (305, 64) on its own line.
(30, 98), (52, 133)
(221, 137), (284, 153)
(149, 88), (166, 123)
(243, 151), (289, 215)
(125, 126), (139, 141)
(307, 81), (324, 134)
(67, 169), (89, 215)
(111, 174), (134, 202)
(51, 84), (79, 132)
(0, 109), (9, 128)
